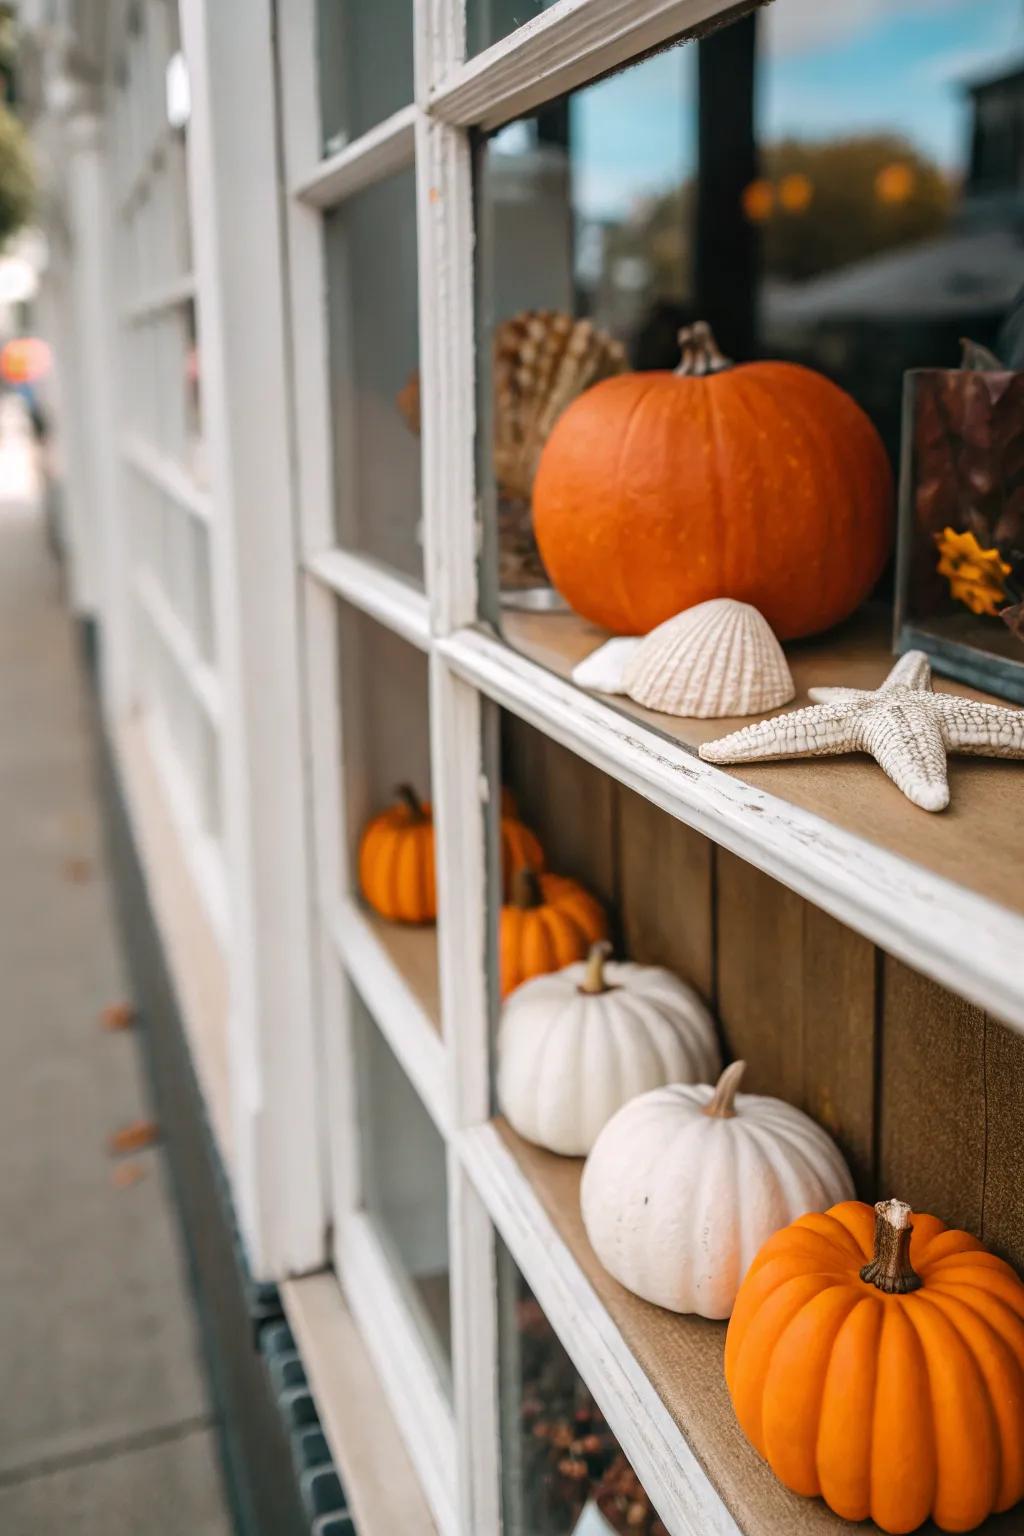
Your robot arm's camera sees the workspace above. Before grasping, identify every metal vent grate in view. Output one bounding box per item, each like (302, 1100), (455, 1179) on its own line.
(260, 1318), (356, 1536)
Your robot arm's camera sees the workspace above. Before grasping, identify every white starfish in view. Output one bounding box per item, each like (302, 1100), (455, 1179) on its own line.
(698, 650), (1024, 812)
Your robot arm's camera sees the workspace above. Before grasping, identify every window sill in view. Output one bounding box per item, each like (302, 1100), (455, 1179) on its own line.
(281, 1271), (439, 1536)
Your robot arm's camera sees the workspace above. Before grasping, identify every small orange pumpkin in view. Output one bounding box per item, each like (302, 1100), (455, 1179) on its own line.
(499, 810), (544, 898)
(533, 321), (893, 640)
(358, 784), (437, 924)
(726, 1197), (1024, 1534)
(500, 869), (608, 998)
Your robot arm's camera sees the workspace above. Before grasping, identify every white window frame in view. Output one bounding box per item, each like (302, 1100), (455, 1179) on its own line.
(79, 0), (328, 1280)
(39, 1), (1008, 1534)
(274, 4), (770, 1535)
(275, 1), (1024, 1534)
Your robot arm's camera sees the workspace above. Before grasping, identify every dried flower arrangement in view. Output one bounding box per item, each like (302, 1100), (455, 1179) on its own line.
(897, 340), (1024, 700)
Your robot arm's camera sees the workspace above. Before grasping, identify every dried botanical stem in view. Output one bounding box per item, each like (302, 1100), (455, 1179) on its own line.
(703, 1060), (746, 1119)
(860, 1198), (923, 1294)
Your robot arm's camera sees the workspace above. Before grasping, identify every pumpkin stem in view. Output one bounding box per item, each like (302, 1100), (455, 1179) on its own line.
(511, 867), (544, 910)
(860, 1199), (923, 1295)
(675, 321), (733, 378)
(578, 940), (614, 995)
(702, 1060), (746, 1119)
(394, 783), (425, 822)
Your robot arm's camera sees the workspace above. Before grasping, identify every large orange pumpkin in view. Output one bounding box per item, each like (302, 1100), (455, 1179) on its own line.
(533, 322), (893, 640)
(725, 1198), (1024, 1534)
(358, 784), (437, 924)
(500, 869), (607, 998)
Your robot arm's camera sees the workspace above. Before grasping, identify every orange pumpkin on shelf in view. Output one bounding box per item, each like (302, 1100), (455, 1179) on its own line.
(500, 868), (608, 998)
(358, 784), (437, 924)
(499, 807), (544, 899)
(533, 321), (893, 641)
(726, 1197), (1024, 1534)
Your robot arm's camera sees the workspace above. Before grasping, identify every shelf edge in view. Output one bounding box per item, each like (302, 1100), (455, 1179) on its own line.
(438, 625), (1024, 1035)
(456, 1120), (742, 1536)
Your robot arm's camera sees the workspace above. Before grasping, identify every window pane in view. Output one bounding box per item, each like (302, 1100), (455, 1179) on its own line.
(317, 0), (415, 154)
(498, 1243), (666, 1535)
(353, 988), (451, 1391)
(474, 0), (1021, 613)
(466, 0), (558, 57)
(326, 168), (422, 582)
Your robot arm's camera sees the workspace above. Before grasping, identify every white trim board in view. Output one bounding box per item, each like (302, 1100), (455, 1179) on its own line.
(292, 102), (417, 210)
(121, 435), (212, 523)
(335, 1211), (458, 1536)
(457, 1121), (742, 1536)
(134, 569), (222, 726)
(429, 0), (753, 129)
(330, 897), (449, 1134)
(121, 272), (196, 325)
(437, 626), (1024, 1034)
(305, 546), (431, 652)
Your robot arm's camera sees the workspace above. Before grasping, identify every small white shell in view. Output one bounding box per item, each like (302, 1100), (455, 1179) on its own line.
(570, 638), (640, 694)
(623, 599), (795, 718)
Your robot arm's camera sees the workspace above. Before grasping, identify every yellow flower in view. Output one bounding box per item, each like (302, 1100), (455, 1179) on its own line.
(935, 527), (1011, 617)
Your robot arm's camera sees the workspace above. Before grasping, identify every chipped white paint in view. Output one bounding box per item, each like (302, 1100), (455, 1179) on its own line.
(429, 0), (750, 129)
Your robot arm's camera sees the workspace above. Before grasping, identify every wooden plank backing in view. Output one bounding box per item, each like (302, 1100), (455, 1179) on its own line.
(617, 785), (714, 1001)
(715, 853), (877, 1196)
(877, 958), (987, 1235)
(502, 717), (618, 913)
(981, 1017), (1024, 1270)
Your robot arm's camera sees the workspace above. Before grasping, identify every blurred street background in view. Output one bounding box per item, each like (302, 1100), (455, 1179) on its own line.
(0, 397), (230, 1535)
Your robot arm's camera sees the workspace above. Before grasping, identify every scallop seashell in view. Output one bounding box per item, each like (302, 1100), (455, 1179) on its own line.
(493, 310), (627, 503)
(623, 599), (795, 718)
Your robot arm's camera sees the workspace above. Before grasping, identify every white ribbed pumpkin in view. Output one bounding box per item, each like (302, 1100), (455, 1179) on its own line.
(497, 942), (721, 1157)
(580, 1061), (855, 1319)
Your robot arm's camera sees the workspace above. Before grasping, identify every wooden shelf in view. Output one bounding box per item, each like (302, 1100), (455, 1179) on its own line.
(331, 899), (448, 1132)
(502, 604), (1024, 920)
(361, 907), (442, 1035)
(491, 1120), (1023, 1536)
(481, 604), (1024, 1032)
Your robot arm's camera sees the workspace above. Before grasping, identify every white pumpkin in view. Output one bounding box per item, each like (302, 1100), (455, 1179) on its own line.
(580, 1060), (855, 1319)
(497, 942), (721, 1156)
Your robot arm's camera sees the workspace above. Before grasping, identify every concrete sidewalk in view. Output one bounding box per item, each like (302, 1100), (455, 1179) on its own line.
(0, 405), (233, 1535)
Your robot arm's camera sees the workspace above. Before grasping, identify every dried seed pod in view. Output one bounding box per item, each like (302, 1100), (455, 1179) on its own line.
(493, 310), (627, 503)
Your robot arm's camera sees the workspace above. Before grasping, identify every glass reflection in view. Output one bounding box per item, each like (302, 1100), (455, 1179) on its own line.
(476, 0), (1024, 604)
(354, 989), (451, 1392)
(317, 0), (415, 153)
(499, 1246), (666, 1535)
(467, 1), (559, 57)
(325, 167), (422, 581)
